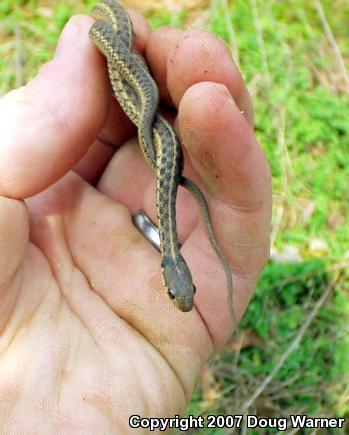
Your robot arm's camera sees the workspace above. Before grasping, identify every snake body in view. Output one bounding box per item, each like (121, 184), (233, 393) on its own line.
(89, 0), (236, 321)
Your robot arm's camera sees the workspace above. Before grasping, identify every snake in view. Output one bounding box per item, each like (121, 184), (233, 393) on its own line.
(89, 0), (237, 323)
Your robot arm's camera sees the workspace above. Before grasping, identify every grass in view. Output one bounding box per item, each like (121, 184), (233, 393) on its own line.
(1, 0), (348, 432)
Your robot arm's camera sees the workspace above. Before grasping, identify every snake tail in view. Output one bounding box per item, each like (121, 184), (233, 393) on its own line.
(181, 177), (238, 327)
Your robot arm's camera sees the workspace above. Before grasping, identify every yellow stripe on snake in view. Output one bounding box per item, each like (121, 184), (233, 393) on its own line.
(89, 0), (236, 323)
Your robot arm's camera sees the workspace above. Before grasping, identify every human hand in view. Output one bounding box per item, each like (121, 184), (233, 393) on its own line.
(0, 10), (271, 431)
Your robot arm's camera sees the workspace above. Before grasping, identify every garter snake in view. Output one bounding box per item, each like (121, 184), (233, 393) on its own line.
(89, 0), (236, 323)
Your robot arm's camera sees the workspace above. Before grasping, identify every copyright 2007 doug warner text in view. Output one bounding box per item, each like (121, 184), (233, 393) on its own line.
(129, 414), (345, 431)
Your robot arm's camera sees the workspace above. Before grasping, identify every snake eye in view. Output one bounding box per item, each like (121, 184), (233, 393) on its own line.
(168, 289), (176, 300)
(193, 285), (197, 295)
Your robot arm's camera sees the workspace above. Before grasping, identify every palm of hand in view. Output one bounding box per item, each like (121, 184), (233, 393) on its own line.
(0, 12), (271, 432)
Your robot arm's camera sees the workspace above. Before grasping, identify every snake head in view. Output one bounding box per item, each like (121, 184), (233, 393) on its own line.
(162, 256), (196, 312)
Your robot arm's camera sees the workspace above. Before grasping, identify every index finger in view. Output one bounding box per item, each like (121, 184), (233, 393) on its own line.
(0, 11), (151, 199)
(0, 15), (109, 199)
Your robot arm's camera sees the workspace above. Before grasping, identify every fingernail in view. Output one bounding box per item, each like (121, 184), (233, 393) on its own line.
(54, 18), (81, 59)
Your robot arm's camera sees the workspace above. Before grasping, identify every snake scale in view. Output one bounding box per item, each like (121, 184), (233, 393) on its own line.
(89, 0), (237, 323)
